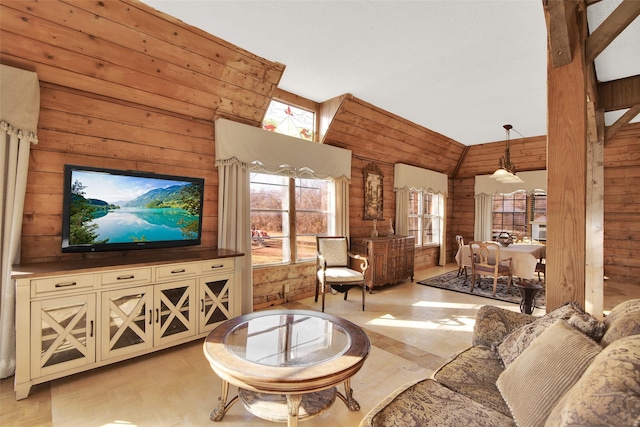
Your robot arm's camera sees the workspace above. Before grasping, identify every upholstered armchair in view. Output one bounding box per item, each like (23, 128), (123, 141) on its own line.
(315, 236), (369, 312)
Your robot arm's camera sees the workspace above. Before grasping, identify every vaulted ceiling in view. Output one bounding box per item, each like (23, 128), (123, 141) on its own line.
(141, 0), (638, 146)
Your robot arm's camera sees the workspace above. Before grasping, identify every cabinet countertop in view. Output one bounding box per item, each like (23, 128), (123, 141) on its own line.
(12, 248), (243, 280)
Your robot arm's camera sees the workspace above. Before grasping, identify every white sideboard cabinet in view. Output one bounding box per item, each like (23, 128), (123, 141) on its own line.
(12, 249), (243, 400)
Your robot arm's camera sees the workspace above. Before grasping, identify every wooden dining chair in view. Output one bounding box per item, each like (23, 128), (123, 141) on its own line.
(315, 236), (369, 312)
(455, 235), (470, 283)
(469, 241), (513, 296)
(535, 258), (546, 283)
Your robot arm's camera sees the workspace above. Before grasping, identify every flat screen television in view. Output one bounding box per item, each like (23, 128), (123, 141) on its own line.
(61, 165), (205, 253)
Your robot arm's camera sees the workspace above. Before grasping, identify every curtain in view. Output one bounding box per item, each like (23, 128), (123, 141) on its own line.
(214, 118), (352, 313)
(335, 179), (350, 237)
(394, 189), (409, 236)
(439, 195), (447, 266)
(1, 65), (40, 379)
(474, 194), (493, 242)
(217, 161), (252, 314)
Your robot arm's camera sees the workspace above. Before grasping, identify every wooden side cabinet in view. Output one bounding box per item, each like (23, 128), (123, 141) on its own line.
(12, 249), (242, 400)
(350, 236), (415, 292)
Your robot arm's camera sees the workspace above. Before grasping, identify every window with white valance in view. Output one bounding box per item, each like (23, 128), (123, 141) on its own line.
(393, 163), (448, 266)
(214, 118), (352, 313)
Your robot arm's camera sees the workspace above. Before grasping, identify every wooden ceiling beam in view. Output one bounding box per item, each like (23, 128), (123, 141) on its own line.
(586, 0), (640, 63)
(598, 75), (640, 111)
(545, 0), (573, 67)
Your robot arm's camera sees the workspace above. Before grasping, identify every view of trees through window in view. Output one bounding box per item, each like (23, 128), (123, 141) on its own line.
(250, 173), (333, 266)
(408, 191), (441, 246)
(492, 192), (527, 238)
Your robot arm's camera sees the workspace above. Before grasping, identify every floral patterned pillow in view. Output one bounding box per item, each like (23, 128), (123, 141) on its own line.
(544, 334), (640, 427)
(498, 301), (605, 366)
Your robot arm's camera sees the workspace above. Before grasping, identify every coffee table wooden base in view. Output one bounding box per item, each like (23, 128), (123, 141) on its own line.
(240, 387), (336, 424)
(210, 379), (361, 427)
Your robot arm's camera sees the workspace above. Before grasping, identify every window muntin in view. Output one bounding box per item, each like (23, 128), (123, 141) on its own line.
(408, 191), (441, 246)
(250, 173), (334, 266)
(262, 99), (316, 141)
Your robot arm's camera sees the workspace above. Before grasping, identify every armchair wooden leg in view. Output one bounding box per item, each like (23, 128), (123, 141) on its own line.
(492, 277), (498, 297)
(321, 283), (326, 312)
(315, 279), (320, 302)
(361, 284), (366, 311)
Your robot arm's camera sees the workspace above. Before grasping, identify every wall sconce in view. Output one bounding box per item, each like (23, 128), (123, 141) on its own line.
(490, 124), (523, 183)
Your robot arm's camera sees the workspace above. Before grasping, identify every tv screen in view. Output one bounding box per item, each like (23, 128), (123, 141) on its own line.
(61, 165), (204, 253)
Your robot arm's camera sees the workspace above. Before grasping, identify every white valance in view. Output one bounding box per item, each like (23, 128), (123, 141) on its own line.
(393, 163), (448, 195)
(214, 118), (351, 181)
(0, 64), (40, 143)
(475, 170), (547, 195)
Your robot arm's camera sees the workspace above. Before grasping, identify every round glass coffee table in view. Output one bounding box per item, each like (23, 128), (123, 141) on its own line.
(203, 309), (370, 427)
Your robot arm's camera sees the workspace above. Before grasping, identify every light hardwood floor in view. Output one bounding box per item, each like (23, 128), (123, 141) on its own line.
(1, 264), (635, 427)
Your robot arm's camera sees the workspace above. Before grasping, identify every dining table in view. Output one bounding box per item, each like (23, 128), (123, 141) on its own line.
(455, 242), (546, 282)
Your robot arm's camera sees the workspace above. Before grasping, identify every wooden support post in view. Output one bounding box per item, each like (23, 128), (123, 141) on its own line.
(545, 0), (589, 311)
(585, 101), (605, 318)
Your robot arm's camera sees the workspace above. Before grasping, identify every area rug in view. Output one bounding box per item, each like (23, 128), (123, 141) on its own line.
(417, 270), (545, 309)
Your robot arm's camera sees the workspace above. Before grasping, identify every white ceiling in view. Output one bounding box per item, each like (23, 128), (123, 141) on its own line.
(141, 0), (639, 146)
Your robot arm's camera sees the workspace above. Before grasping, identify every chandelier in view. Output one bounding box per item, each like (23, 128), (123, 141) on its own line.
(490, 124), (523, 183)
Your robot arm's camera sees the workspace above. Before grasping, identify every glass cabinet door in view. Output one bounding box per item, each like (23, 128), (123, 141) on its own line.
(154, 279), (196, 346)
(199, 275), (233, 333)
(32, 294), (96, 378)
(102, 286), (153, 359)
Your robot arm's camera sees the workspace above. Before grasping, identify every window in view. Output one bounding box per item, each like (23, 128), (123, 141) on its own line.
(250, 173), (334, 266)
(262, 99), (316, 141)
(408, 191), (441, 246)
(252, 100), (330, 266)
(492, 190), (547, 240)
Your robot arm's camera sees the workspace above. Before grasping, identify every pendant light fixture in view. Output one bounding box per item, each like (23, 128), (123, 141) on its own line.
(490, 124), (523, 183)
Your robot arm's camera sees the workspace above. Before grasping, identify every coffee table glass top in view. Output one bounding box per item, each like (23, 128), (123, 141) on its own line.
(225, 313), (350, 367)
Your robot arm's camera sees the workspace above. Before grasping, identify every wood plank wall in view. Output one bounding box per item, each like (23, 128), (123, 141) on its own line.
(1, 0), (283, 265)
(3, 0), (640, 311)
(603, 123), (640, 283)
(324, 95), (465, 271)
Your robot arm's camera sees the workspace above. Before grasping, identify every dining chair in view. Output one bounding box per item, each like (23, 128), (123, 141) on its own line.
(455, 235), (470, 283)
(469, 241), (513, 296)
(535, 258), (546, 283)
(315, 236), (369, 312)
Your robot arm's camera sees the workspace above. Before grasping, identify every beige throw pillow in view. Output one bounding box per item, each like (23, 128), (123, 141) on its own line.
(498, 301), (605, 366)
(497, 320), (602, 427)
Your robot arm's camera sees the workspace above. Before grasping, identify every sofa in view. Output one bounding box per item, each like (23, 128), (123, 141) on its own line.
(360, 299), (640, 427)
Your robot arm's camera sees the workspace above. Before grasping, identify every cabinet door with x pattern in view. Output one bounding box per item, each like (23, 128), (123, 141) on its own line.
(31, 294), (96, 378)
